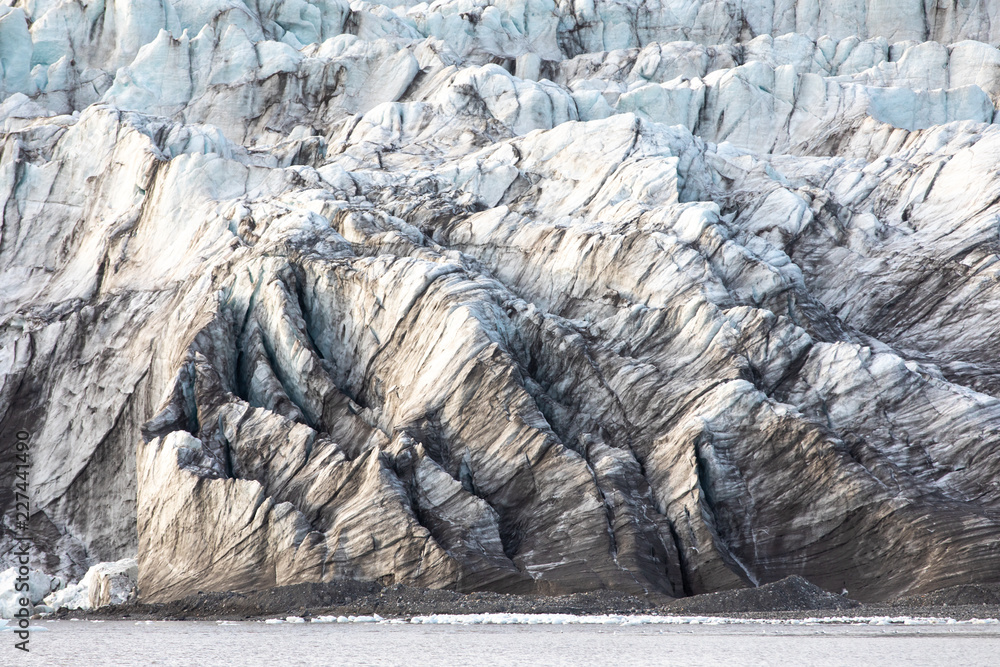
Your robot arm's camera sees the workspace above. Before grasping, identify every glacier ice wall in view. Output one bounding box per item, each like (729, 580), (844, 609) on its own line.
(3, 0), (1000, 602)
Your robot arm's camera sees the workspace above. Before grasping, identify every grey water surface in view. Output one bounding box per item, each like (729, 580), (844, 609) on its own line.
(6, 620), (1000, 666)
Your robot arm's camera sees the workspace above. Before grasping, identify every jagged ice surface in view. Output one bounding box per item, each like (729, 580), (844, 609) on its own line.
(3, 0), (1000, 604)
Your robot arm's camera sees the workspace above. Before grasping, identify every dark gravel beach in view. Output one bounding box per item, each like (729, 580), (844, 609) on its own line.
(56, 576), (1000, 623)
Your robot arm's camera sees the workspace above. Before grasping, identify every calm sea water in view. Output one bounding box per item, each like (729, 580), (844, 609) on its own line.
(6, 619), (1000, 666)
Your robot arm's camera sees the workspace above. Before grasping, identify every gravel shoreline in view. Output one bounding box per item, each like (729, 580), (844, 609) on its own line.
(53, 576), (1000, 623)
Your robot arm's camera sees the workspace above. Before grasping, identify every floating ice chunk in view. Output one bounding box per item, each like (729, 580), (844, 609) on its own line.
(0, 568), (60, 617)
(43, 559), (137, 612)
(46, 579), (101, 612)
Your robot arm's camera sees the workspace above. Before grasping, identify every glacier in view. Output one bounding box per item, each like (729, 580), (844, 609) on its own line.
(3, 0), (1000, 609)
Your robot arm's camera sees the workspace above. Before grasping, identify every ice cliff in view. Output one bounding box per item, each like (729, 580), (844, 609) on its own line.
(4, 0), (1000, 604)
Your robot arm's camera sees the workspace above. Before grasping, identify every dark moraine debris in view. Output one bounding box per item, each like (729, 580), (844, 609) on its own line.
(664, 576), (861, 614)
(71, 581), (669, 621)
(891, 584), (1000, 608)
(69, 577), (873, 621)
